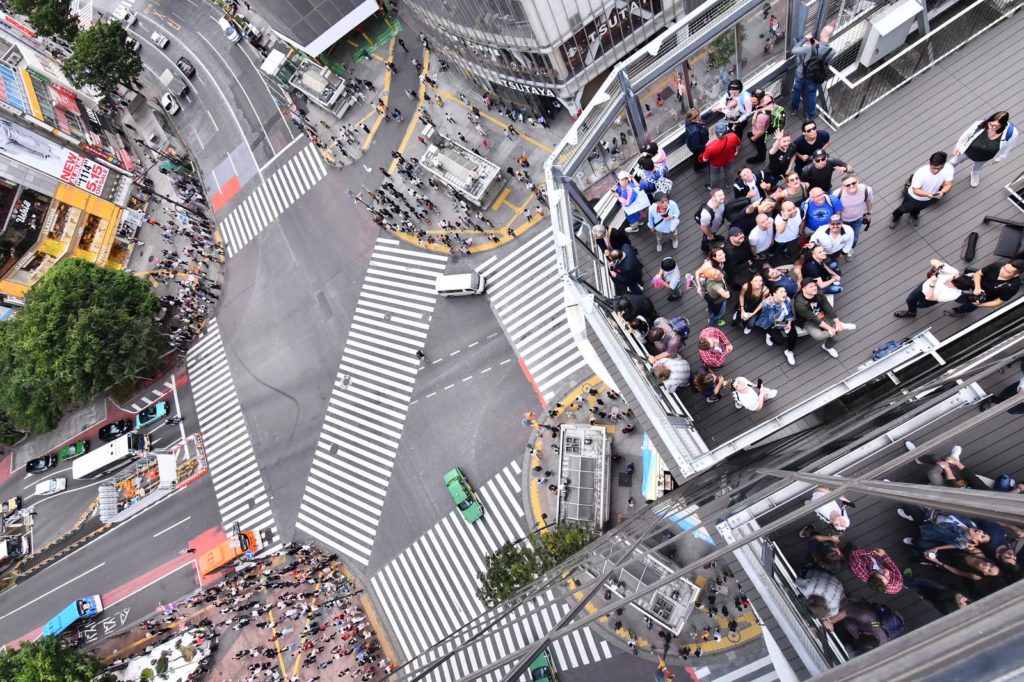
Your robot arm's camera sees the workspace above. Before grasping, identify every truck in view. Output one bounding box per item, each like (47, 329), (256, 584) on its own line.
(197, 529), (259, 575)
(0, 533), (29, 561)
(159, 68), (189, 97)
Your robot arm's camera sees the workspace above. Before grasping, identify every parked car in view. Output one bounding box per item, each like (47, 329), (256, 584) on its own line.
(25, 453), (58, 474)
(112, 6), (136, 26)
(125, 36), (141, 52)
(1, 496), (20, 517)
(443, 468), (483, 523)
(136, 401), (168, 428)
(150, 31), (169, 49)
(99, 419), (133, 442)
(176, 57), (195, 78)
(56, 440), (89, 460)
(160, 93), (180, 115)
(35, 477), (67, 496)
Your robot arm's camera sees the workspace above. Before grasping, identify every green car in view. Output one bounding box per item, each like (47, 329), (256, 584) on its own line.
(529, 651), (556, 681)
(444, 468), (483, 523)
(56, 440), (89, 460)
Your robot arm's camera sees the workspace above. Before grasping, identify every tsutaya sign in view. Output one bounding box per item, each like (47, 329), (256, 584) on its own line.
(560, 0), (663, 69)
(497, 78), (557, 98)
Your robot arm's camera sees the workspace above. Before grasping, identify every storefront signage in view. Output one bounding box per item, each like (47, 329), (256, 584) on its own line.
(0, 119), (112, 197)
(497, 78), (557, 98)
(559, 0), (663, 69)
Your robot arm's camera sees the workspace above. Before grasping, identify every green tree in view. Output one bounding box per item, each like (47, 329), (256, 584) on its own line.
(10, 0), (80, 42)
(0, 637), (105, 681)
(63, 21), (142, 95)
(0, 259), (165, 432)
(476, 523), (598, 607)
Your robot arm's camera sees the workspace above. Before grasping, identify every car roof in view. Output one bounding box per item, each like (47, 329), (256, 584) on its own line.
(446, 477), (469, 502)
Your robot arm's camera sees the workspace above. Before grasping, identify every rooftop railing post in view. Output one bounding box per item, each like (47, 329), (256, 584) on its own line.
(617, 69), (648, 149)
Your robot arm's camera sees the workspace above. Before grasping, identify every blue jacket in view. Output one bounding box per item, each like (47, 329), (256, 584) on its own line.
(754, 297), (794, 330)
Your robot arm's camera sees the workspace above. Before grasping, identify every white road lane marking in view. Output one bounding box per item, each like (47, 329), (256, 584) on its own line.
(152, 516), (192, 538)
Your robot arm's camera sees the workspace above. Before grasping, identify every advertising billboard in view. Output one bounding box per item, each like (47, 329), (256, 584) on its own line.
(0, 119), (110, 197)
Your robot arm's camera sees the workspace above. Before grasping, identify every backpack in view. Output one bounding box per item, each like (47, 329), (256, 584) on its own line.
(694, 204), (711, 226)
(871, 340), (900, 361)
(685, 120), (710, 153)
(873, 605), (905, 640)
(803, 45), (832, 82)
(668, 316), (690, 342)
(655, 175), (674, 195)
(766, 104), (787, 133)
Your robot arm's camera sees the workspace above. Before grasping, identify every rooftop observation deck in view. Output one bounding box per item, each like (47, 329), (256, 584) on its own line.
(598, 6), (1024, 470)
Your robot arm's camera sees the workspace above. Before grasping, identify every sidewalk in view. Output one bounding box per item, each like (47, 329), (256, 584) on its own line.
(520, 377), (768, 670)
(92, 543), (397, 681)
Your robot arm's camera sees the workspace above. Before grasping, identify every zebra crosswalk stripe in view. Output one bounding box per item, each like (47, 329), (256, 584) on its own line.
(219, 143), (327, 257)
(187, 319), (277, 543)
(369, 460), (612, 681)
(294, 238), (448, 566)
(475, 230), (591, 405)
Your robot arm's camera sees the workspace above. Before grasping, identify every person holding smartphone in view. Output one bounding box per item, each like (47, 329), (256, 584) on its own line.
(890, 151), (954, 228)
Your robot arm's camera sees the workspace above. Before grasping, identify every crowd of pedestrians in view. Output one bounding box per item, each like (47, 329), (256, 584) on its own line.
(122, 543), (390, 681)
(598, 31), (1021, 413)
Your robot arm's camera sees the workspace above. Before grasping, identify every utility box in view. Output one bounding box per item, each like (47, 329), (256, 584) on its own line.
(859, 0), (924, 68)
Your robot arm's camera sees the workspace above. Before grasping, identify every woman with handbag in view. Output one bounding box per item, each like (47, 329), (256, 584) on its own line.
(613, 172), (650, 231)
(695, 248), (731, 326)
(951, 111), (1018, 187)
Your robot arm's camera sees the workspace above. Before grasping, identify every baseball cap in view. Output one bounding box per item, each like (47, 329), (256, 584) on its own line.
(715, 121), (729, 136)
(812, 149), (828, 160)
(617, 171), (631, 180)
(728, 226), (743, 237)
(994, 474), (1018, 492)
(829, 214), (842, 224)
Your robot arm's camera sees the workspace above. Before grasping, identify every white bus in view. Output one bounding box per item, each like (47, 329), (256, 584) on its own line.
(71, 432), (144, 480)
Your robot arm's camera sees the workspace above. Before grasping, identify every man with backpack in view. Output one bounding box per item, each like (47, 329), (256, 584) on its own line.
(791, 26), (834, 119)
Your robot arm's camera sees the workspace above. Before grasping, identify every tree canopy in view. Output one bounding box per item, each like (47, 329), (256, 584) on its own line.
(10, 0), (79, 42)
(476, 523), (597, 607)
(62, 21), (142, 95)
(0, 636), (106, 682)
(0, 259), (165, 432)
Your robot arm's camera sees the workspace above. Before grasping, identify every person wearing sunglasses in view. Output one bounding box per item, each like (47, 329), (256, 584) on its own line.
(831, 175), (874, 256)
(793, 120), (831, 173)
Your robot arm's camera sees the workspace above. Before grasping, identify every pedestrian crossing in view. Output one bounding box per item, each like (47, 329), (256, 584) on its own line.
(370, 460), (613, 681)
(694, 654), (779, 682)
(187, 319), (278, 541)
(475, 230), (591, 407)
(294, 237), (449, 566)
(219, 143), (327, 257)
(128, 380), (173, 412)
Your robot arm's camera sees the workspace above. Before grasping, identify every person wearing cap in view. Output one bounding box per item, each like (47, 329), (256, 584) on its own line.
(794, 279), (855, 359)
(612, 172), (649, 230)
(793, 119), (831, 173)
(800, 149), (850, 192)
(810, 214), (855, 261)
(800, 186), (842, 234)
(716, 79), (753, 136)
(698, 120), (741, 192)
(651, 257), (683, 301)
(647, 191), (680, 252)
(890, 151), (954, 228)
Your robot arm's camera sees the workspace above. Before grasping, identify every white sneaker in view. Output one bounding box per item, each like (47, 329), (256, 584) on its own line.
(949, 445), (962, 460)
(822, 343), (839, 358)
(905, 441), (917, 451)
(765, 334), (774, 347)
(784, 350), (795, 365)
(970, 171), (980, 187)
(656, 242), (663, 252)
(743, 326), (751, 335)
(765, 388), (778, 399)
(625, 226), (640, 233)
(842, 322), (857, 330)
(672, 239), (678, 249)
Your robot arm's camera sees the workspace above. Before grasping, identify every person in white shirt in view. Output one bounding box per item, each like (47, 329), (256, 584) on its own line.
(774, 200), (802, 259)
(652, 356), (691, 393)
(811, 486), (851, 532)
(731, 376), (778, 411)
(894, 260), (963, 318)
(748, 213), (775, 260)
(832, 175), (873, 254)
(810, 214), (855, 261)
(647, 191), (680, 252)
(890, 151), (954, 228)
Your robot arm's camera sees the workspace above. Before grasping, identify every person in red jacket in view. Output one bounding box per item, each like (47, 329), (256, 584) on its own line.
(699, 120), (741, 192)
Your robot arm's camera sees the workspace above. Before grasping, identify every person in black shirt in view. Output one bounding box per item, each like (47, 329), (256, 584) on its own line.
(793, 121), (831, 173)
(613, 293), (657, 326)
(766, 130), (797, 182)
(722, 228), (755, 291)
(946, 260), (1023, 316)
(800, 149), (850, 192)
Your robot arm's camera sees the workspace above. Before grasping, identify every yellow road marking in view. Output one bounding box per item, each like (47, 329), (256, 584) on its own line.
(361, 39), (395, 152)
(491, 187), (511, 211)
(431, 88), (553, 153)
(267, 609), (288, 678)
(387, 48), (430, 174)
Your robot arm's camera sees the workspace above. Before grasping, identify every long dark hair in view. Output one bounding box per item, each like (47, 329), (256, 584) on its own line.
(983, 111), (1010, 134)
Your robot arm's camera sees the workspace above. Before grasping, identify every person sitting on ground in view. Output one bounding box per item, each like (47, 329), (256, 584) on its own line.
(731, 376), (778, 411)
(652, 356), (691, 393)
(907, 513), (989, 552)
(647, 317), (684, 363)
(697, 326), (733, 369)
(794, 280), (856, 359)
(845, 545), (903, 594)
(903, 441), (989, 489)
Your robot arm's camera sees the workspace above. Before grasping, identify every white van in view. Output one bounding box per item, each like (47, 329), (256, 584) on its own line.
(218, 16), (242, 43)
(434, 273), (486, 297)
(35, 477), (67, 496)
